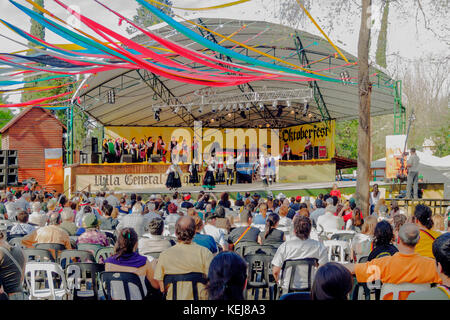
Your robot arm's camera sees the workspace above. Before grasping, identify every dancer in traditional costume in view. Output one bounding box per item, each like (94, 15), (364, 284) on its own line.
(165, 162), (183, 191)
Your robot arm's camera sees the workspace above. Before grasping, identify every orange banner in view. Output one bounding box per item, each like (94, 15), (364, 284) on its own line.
(45, 148), (63, 185)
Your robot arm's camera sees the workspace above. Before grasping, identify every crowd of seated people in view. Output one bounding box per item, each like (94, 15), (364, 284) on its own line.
(0, 186), (448, 301)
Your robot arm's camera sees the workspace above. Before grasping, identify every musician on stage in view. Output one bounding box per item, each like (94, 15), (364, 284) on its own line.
(169, 136), (178, 160)
(138, 138), (146, 162)
(121, 138), (129, 156)
(102, 139), (108, 163)
(107, 139), (115, 163)
(259, 153), (269, 186)
(192, 136), (199, 163)
(225, 154), (242, 186)
(146, 136), (154, 161)
(130, 137), (138, 163)
(406, 147), (420, 199)
(180, 139), (189, 163)
(267, 153), (279, 184)
(114, 138), (122, 163)
(156, 136), (166, 157)
(281, 143), (291, 160)
(304, 138), (312, 160)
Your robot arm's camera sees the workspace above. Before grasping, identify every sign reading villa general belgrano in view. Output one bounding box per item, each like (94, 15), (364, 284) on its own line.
(76, 173), (190, 192)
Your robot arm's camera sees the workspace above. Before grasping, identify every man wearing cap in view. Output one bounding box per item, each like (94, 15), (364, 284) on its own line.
(77, 213), (109, 247)
(181, 194), (194, 209)
(22, 212), (72, 250)
(290, 196), (302, 212)
(165, 203), (181, 226)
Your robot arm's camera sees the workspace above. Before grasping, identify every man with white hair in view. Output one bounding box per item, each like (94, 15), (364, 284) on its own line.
(116, 204), (146, 237)
(29, 202), (47, 227)
(5, 194), (18, 221)
(316, 201), (343, 233)
(105, 191), (119, 207)
(344, 223), (442, 300)
(59, 207), (78, 236)
(310, 197), (333, 228)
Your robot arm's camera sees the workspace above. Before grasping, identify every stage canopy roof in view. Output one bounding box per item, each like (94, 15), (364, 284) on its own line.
(78, 17), (396, 129)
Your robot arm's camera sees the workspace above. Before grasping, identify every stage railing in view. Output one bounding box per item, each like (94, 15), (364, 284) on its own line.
(385, 198), (450, 216)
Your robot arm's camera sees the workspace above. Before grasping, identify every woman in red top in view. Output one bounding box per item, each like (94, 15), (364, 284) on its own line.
(330, 183), (341, 199)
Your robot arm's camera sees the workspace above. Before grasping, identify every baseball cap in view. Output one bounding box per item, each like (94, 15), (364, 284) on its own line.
(296, 196), (302, 202)
(82, 213), (100, 228)
(236, 193), (243, 201)
(184, 194), (191, 201)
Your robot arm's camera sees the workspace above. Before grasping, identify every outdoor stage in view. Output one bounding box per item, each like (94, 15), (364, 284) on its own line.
(64, 159), (341, 196)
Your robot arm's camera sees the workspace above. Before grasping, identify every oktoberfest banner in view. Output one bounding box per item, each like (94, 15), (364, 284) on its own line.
(279, 120), (336, 160)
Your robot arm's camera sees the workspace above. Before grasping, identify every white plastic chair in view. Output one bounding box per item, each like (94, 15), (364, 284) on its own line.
(25, 262), (71, 300)
(323, 240), (351, 263)
(380, 283), (431, 300)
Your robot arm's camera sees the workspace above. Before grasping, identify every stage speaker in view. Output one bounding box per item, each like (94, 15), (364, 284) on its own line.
(122, 154), (132, 163)
(91, 137), (98, 154)
(151, 155), (161, 163)
(313, 146), (319, 159)
(90, 153), (99, 164)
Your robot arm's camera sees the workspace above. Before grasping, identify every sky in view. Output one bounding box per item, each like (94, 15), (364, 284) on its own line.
(0, 0), (448, 104)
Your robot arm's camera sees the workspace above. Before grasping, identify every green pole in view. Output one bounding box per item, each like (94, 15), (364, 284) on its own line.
(70, 104), (74, 164)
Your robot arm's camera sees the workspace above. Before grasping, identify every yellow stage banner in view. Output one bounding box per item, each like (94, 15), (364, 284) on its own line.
(279, 120), (335, 160)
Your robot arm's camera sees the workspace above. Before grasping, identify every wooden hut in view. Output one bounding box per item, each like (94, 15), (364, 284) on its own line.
(0, 107), (66, 192)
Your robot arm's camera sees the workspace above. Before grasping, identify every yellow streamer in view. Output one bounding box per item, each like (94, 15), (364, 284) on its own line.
(295, 0), (349, 63)
(144, 0), (251, 11)
(201, 24), (247, 53)
(180, 16), (331, 78)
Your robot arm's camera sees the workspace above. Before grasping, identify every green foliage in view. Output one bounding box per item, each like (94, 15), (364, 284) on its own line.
(429, 113), (450, 158)
(335, 119), (358, 159)
(0, 95), (15, 148)
(375, 0), (389, 68)
(126, 1), (173, 34)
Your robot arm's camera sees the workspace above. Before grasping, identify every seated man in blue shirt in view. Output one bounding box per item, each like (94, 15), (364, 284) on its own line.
(192, 215), (218, 254)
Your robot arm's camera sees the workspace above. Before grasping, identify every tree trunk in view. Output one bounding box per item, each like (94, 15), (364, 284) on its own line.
(357, 0), (372, 218)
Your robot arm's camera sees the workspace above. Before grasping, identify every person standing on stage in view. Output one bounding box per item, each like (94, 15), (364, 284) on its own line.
(304, 138), (312, 160)
(102, 139), (108, 163)
(130, 137), (138, 163)
(192, 136), (199, 163)
(138, 138), (147, 162)
(180, 139), (189, 163)
(114, 138), (122, 163)
(216, 156), (225, 184)
(121, 138), (129, 155)
(225, 154), (242, 186)
(169, 136), (178, 161)
(202, 157), (216, 190)
(146, 136), (154, 162)
(406, 147), (420, 199)
(268, 153), (279, 184)
(107, 139), (115, 163)
(259, 153), (269, 186)
(188, 159), (199, 186)
(165, 162), (183, 191)
(156, 136), (165, 156)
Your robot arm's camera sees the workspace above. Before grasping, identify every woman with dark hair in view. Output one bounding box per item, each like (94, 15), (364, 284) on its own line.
(346, 207), (364, 232)
(369, 184), (380, 215)
(389, 200), (401, 218)
(129, 193), (137, 211)
(392, 214), (407, 244)
(206, 252), (247, 300)
(218, 192), (231, 209)
(368, 221), (398, 261)
(414, 204), (441, 259)
(118, 197), (130, 215)
(146, 136), (154, 161)
(257, 213), (285, 246)
(105, 228), (161, 300)
(138, 138), (147, 162)
(130, 138), (138, 163)
(311, 262), (353, 300)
